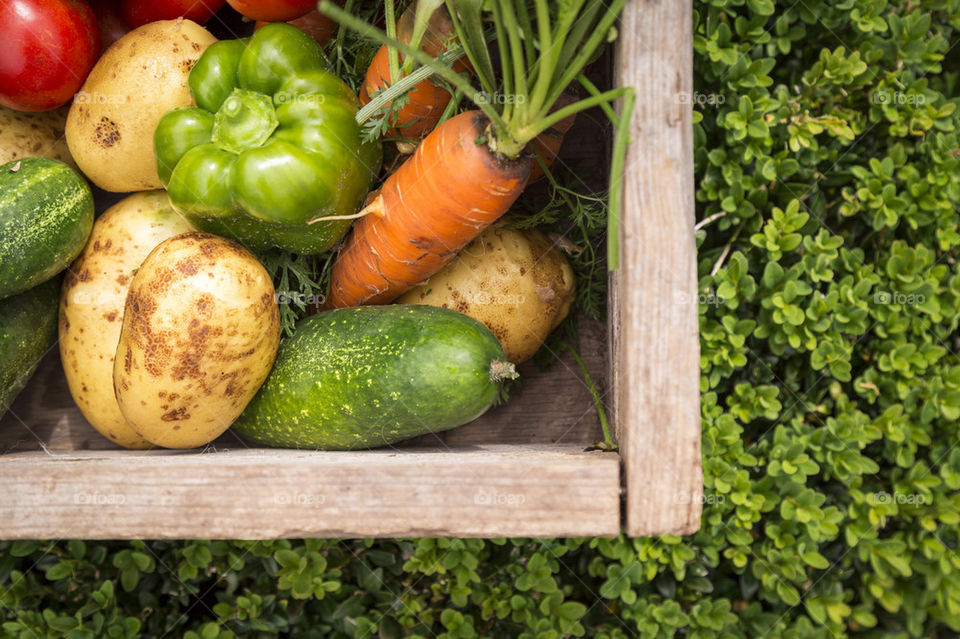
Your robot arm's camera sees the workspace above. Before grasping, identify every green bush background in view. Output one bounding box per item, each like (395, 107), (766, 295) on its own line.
(4, 0), (960, 636)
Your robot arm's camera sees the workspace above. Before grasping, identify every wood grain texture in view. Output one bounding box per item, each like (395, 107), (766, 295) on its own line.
(0, 445), (620, 538)
(612, 0), (703, 535)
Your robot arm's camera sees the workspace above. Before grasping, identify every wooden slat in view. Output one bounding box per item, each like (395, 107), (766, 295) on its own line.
(0, 445), (619, 538)
(612, 0), (702, 535)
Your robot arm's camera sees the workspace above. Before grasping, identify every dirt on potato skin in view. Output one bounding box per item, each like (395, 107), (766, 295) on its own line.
(114, 232), (281, 449)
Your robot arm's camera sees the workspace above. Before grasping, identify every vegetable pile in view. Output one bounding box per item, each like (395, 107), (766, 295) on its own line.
(0, 0), (633, 451)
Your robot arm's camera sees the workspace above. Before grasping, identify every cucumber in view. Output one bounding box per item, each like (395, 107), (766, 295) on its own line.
(1, 277), (60, 417)
(232, 305), (518, 449)
(0, 158), (94, 300)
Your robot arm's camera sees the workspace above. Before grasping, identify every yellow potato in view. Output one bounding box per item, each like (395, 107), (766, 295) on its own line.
(60, 191), (195, 449)
(397, 226), (575, 363)
(66, 19), (216, 192)
(114, 232), (281, 449)
(0, 105), (76, 169)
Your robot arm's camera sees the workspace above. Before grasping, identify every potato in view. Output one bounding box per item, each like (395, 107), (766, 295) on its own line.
(0, 105), (76, 169)
(114, 232), (281, 449)
(397, 226), (575, 363)
(66, 19), (216, 192)
(60, 191), (195, 449)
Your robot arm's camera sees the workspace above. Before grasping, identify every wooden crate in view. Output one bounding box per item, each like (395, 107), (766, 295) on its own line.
(0, 0), (700, 539)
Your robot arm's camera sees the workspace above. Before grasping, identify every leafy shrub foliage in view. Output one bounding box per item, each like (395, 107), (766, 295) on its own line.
(4, 1), (960, 637)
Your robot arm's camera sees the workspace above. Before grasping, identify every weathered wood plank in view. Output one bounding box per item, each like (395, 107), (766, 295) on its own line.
(0, 445), (620, 538)
(612, 0), (702, 535)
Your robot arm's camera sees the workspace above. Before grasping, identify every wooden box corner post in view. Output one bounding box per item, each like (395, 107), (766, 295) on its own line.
(611, 0), (703, 536)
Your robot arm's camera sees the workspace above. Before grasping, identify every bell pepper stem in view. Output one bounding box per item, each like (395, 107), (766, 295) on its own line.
(212, 89), (279, 154)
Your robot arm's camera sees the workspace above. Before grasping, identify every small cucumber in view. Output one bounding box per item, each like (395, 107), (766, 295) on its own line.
(1, 278), (60, 417)
(232, 305), (517, 449)
(0, 158), (94, 300)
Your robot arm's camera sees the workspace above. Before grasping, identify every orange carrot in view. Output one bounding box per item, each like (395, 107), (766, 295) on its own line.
(321, 0), (634, 305)
(359, 2), (469, 142)
(327, 111), (529, 308)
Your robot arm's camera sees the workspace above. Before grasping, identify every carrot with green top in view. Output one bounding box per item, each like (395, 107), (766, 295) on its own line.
(321, 0), (635, 309)
(360, 0), (470, 144)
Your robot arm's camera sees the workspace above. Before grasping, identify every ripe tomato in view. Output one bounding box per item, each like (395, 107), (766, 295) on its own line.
(227, 0), (314, 22)
(0, 0), (100, 112)
(121, 0), (225, 28)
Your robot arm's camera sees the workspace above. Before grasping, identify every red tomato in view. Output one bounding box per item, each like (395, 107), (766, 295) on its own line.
(227, 0), (314, 22)
(121, 0), (225, 28)
(88, 0), (128, 51)
(254, 9), (338, 47)
(0, 0), (100, 112)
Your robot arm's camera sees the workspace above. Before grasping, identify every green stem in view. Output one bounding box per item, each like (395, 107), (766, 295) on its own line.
(577, 74), (617, 123)
(525, 0), (554, 120)
(607, 88), (636, 271)
(320, 1), (508, 135)
(563, 342), (614, 447)
(212, 89), (278, 154)
(384, 0), (401, 84)
(444, 0), (498, 97)
(331, 0), (355, 78)
(516, 87), (631, 146)
(490, 1), (514, 124)
(354, 49), (462, 124)
(556, 0), (604, 83)
(547, 0), (627, 114)
(404, 0), (445, 74)
(492, 87), (628, 157)
(437, 88), (463, 126)
(499, 0), (527, 125)
(514, 1), (536, 69)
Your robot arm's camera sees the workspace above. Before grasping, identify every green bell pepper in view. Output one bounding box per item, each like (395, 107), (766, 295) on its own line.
(154, 24), (382, 254)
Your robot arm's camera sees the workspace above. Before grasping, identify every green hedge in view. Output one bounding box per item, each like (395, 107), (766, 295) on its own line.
(4, 1), (960, 637)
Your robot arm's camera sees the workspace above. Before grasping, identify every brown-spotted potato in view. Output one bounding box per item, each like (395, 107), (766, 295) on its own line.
(60, 191), (195, 449)
(0, 105), (76, 169)
(65, 19), (216, 192)
(397, 226), (575, 363)
(113, 232), (280, 449)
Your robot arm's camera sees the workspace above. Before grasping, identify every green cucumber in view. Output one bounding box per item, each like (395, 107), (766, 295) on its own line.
(232, 305), (518, 449)
(1, 277), (60, 417)
(0, 158), (94, 300)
